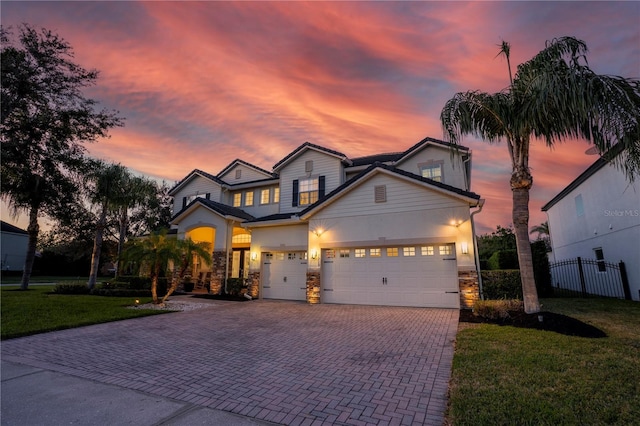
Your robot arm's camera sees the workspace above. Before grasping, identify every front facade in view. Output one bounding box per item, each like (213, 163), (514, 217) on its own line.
(169, 137), (484, 308)
(542, 150), (640, 301)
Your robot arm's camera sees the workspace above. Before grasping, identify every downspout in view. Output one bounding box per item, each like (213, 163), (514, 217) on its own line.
(470, 199), (485, 300)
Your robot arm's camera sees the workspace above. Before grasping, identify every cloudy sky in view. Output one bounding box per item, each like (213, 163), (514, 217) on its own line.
(2, 1), (638, 234)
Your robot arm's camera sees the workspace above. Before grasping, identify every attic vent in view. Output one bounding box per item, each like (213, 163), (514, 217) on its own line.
(305, 160), (313, 173)
(235, 169), (241, 179)
(374, 185), (387, 203)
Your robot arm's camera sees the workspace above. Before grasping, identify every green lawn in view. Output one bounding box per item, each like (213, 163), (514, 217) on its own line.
(447, 298), (640, 425)
(1, 285), (170, 340)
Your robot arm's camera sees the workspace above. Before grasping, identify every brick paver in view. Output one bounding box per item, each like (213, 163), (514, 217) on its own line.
(1, 300), (458, 425)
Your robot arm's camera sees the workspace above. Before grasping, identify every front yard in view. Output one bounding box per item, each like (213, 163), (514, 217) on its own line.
(447, 298), (640, 425)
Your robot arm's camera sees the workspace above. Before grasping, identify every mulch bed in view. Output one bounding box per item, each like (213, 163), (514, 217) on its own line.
(190, 293), (250, 302)
(459, 309), (607, 338)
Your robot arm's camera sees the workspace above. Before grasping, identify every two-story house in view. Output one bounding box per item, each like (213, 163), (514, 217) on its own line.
(169, 137), (484, 308)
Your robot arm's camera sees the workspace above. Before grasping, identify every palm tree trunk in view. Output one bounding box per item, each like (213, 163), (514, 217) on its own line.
(88, 202), (108, 290)
(20, 205), (40, 290)
(512, 184), (540, 314)
(115, 207), (127, 280)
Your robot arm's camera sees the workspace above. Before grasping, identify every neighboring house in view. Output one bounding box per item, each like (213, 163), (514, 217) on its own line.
(1, 221), (28, 272)
(169, 137), (484, 308)
(542, 148), (640, 301)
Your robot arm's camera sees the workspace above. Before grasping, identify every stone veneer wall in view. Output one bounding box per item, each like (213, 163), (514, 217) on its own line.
(209, 250), (229, 295)
(246, 271), (260, 298)
(306, 271), (321, 304)
(458, 269), (480, 309)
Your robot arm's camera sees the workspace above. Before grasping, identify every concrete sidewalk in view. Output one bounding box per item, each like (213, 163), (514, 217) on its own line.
(1, 361), (274, 426)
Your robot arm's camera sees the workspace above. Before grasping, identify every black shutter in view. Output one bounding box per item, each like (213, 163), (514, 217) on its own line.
(292, 180), (299, 207)
(319, 175), (326, 199)
(205, 193), (211, 200)
(182, 197), (187, 208)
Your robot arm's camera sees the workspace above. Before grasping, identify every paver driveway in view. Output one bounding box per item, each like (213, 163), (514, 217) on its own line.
(2, 300), (458, 425)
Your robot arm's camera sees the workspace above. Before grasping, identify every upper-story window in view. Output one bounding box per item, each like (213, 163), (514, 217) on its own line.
(244, 191), (254, 206)
(182, 193), (210, 209)
(292, 176), (325, 207)
(273, 187), (280, 203)
(298, 178), (318, 205)
(260, 189), (270, 205)
(420, 163), (443, 182)
(233, 193), (242, 207)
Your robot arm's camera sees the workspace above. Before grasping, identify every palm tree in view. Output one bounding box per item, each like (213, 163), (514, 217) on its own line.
(122, 231), (212, 304)
(87, 162), (129, 290)
(161, 238), (212, 304)
(529, 221), (549, 240)
(441, 37), (640, 313)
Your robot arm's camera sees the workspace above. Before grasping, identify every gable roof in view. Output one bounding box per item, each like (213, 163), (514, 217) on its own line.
(394, 136), (469, 164)
(273, 142), (350, 171)
(168, 169), (224, 195)
(217, 159), (276, 180)
(171, 198), (255, 223)
(541, 144), (625, 212)
(1, 221), (28, 235)
(299, 162), (481, 219)
(350, 152), (403, 167)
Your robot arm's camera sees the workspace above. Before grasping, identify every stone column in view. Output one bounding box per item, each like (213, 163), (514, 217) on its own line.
(306, 271), (320, 304)
(247, 271), (260, 298)
(458, 269), (480, 309)
(210, 250), (229, 295)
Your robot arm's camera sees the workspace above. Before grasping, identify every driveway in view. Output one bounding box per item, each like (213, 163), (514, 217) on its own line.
(1, 300), (458, 425)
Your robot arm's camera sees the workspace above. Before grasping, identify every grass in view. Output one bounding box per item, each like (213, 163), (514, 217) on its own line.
(1, 285), (171, 340)
(447, 298), (640, 425)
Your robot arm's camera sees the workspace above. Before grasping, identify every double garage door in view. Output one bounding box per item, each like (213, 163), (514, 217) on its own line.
(261, 244), (459, 308)
(322, 244), (459, 308)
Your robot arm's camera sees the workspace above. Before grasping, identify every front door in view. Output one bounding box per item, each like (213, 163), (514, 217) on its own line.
(232, 249), (250, 279)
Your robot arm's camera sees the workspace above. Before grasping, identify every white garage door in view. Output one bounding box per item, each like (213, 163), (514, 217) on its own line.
(262, 251), (307, 301)
(322, 244), (459, 308)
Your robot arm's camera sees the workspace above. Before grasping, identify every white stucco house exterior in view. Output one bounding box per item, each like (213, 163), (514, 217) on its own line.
(169, 137), (484, 308)
(542, 149), (640, 301)
(1, 221), (28, 272)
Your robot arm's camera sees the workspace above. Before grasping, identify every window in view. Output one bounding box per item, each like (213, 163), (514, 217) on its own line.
(439, 245), (452, 255)
(288, 252), (297, 260)
(387, 247), (398, 257)
(370, 248), (381, 257)
(273, 187), (280, 203)
(355, 249), (366, 258)
(233, 193), (242, 207)
(374, 185), (386, 203)
(298, 178), (319, 205)
(575, 194), (584, 217)
(420, 163), (443, 182)
(421, 246), (434, 256)
(235, 169), (241, 179)
(232, 233), (251, 244)
(403, 247), (416, 257)
(260, 189), (270, 205)
(265, 253), (273, 260)
(244, 191), (254, 206)
(276, 253), (285, 260)
(594, 248), (606, 272)
(325, 249), (335, 259)
(339, 249), (350, 258)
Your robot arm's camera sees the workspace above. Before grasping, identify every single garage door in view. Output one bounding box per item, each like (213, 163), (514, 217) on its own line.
(321, 244), (459, 308)
(262, 251), (307, 301)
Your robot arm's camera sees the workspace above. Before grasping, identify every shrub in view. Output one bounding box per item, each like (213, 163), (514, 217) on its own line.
(225, 278), (245, 296)
(473, 299), (523, 320)
(487, 249), (519, 270)
(481, 270), (523, 299)
(52, 282), (90, 294)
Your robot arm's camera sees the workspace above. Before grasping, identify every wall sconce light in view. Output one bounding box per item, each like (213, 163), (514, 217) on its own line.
(310, 249), (318, 260)
(313, 228), (324, 237)
(460, 242), (469, 255)
(449, 219), (464, 227)
(251, 252), (257, 261)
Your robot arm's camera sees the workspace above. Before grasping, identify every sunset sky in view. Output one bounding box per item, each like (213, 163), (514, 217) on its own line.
(2, 1), (639, 234)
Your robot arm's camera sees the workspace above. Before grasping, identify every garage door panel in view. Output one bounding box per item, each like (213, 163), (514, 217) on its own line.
(322, 245), (459, 308)
(262, 252), (307, 301)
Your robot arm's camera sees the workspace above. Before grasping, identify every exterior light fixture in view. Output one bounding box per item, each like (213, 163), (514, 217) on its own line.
(134, 299), (140, 307)
(461, 242), (469, 254)
(449, 219), (463, 227)
(313, 228), (324, 237)
(311, 249), (318, 260)
(251, 252), (258, 261)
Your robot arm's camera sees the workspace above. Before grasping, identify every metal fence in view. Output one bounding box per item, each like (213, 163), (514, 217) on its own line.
(549, 257), (631, 299)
